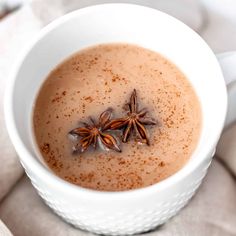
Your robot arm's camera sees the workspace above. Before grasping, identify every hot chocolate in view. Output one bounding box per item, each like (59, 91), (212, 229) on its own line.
(33, 43), (201, 191)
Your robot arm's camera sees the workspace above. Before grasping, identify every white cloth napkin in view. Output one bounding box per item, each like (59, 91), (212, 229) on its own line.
(0, 1), (236, 235)
(0, 5), (41, 203)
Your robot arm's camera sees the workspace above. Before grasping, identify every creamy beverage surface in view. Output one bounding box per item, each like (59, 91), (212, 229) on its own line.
(33, 43), (201, 191)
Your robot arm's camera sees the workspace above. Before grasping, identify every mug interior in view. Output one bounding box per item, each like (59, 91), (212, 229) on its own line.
(6, 4), (227, 193)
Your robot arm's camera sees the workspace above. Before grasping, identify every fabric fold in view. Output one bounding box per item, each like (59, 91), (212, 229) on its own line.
(216, 125), (236, 177)
(0, 5), (42, 202)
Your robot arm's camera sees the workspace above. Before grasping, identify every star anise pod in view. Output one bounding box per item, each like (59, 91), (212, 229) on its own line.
(104, 89), (156, 145)
(69, 108), (121, 153)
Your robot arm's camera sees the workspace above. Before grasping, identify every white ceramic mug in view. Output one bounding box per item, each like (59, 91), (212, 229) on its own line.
(4, 4), (236, 235)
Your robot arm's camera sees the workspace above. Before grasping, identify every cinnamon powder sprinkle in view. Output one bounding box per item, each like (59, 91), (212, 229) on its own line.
(84, 96), (94, 103)
(158, 161), (165, 167)
(41, 143), (50, 154)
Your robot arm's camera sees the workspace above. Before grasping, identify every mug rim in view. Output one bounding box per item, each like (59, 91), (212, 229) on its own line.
(4, 3), (227, 199)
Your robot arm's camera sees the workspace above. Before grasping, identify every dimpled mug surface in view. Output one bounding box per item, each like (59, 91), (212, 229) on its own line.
(5, 4), (227, 235)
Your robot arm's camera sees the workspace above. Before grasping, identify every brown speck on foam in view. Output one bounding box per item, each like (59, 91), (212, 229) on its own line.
(112, 75), (120, 82)
(82, 103), (86, 113)
(51, 96), (61, 103)
(158, 161), (165, 167)
(41, 143), (50, 154)
(84, 96), (94, 103)
(51, 91), (67, 103)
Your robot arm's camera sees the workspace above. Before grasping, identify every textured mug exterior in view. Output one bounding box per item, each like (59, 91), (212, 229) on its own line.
(21, 154), (212, 235)
(5, 4), (228, 236)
